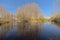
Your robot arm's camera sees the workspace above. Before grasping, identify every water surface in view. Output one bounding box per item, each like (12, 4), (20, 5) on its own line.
(3, 22), (60, 40)
(40, 22), (60, 40)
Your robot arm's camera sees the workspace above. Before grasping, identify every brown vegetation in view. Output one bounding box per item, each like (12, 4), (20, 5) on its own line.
(16, 3), (43, 38)
(0, 6), (13, 38)
(0, 3), (44, 39)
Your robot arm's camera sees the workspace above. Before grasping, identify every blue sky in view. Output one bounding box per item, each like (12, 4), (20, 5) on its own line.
(0, 0), (58, 17)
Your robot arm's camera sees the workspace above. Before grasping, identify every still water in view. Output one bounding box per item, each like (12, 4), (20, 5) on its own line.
(4, 22), (60, 40)
(40, 22), (60, 40)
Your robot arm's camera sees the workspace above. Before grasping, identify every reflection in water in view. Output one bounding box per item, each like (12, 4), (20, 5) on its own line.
(1, 21), (60, 40)
(3, 21), (44, 40)
(51, 22), (60, 28)
(40, 22), (60, 40)
(0, 3), (60, 40)
(0, 3), (45, 40)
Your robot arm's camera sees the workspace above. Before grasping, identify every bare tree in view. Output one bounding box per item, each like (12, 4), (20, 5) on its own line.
(0, 5), (13, 38)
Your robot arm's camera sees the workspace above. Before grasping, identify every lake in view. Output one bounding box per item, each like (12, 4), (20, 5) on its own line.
(2, 22), (60, 40)
(40, 22), (60, 40)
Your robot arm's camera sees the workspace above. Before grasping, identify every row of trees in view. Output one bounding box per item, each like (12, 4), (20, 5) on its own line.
(51, 12), (60, 24)
(0, 3), (44, 38)
(17, 3), (44, 23)
(0, 5), (13, 38)
(16, 3), (44, 36)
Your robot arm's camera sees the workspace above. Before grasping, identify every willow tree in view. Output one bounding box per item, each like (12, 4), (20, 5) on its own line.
(16, 3), (44, 38)
(0, 6), (13, 38)
(17, 5), (34, 35)
(23, 4), (31, 20)
(30, 3), (38, 20)
(16, 7), (24, 34)
(30, 3), (44, 23)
